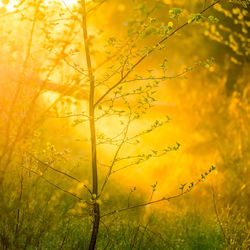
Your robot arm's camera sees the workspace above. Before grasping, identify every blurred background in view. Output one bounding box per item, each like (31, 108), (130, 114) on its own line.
(0, 0), (249, 249)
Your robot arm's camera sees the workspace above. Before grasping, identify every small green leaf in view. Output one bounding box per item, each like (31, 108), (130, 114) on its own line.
(189, 13), (202, 24)
(169, 8), (183, 19)
(168, 21), (173, 28)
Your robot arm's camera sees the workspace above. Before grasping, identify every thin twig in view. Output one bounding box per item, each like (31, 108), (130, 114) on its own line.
(101, 190), (190, 218)
(48, 113), (89, 119)
(27, 152), (81, 182)
(27, 152), (92, 194)
(120, 71), (187, 84)
(87, 0), (107, 16)
(62, 57), (87, 76)
(22, 165), (85, 201)
(99, 112), (132, 195)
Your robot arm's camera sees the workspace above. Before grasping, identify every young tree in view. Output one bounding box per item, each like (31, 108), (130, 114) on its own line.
(78, 0), (220, 248)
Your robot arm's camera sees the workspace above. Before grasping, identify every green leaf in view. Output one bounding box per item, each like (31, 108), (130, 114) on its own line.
(169, 8), (183, 19)
(188, 13), (202, 24)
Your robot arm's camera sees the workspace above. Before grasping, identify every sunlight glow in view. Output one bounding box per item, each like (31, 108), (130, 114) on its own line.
(0, 0), (85, 12)
(60, 0), (79, 6)
(0, 0), (15, 11)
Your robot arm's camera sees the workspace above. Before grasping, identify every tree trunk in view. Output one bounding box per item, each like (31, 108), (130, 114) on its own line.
(81, 1), (100, 249)
(88, 203), (100, 250)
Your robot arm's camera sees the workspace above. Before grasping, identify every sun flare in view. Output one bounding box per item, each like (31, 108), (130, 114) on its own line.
(0, 0), (81, 11)
(0, 0), (249, 249)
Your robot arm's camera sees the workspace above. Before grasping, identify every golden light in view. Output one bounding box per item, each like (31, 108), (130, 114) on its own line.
(0, 0), (83, 11)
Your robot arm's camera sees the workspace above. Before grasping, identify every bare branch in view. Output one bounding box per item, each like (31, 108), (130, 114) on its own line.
(27, 152), (81, 183)
(100, 113), (132, 195)
(120, 71), (187, 84)
(62, 57), (87, 76)
(48, 113), (89, 119)
(22, 165), (85, 201)
(101, 191), (190, 218)
(0, 7), (29, 19)
(95, 66), (122, 88)
(61, 0), (78, 20)
(87, 0), (107, 16)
